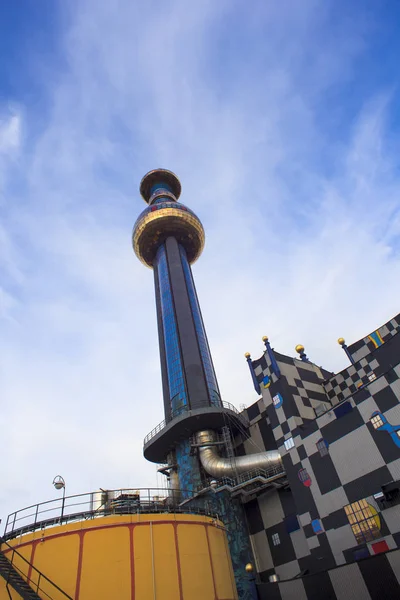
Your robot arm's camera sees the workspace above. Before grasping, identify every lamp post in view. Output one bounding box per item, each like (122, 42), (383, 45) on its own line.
(53, 476), (66, 522)
(245, 563), (258, 599)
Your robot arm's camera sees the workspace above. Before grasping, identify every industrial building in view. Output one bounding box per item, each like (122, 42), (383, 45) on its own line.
(1, 169), (400, 599)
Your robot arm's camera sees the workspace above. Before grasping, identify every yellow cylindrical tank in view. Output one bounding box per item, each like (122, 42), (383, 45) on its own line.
(1, 513), (238, 600)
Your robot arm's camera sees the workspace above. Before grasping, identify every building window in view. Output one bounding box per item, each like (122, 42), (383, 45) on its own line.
(271, 533), (280, 546)
(263, 375), (271, 389)
(316, 438), (329, 457)
(311, 519), (323, 534)
(298, 468), (312, 487)
(371, 413), (384, 430)
(284, 437), (294, 450)
(344, 499), (381, 544)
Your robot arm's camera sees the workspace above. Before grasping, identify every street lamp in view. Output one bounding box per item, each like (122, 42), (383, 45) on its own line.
(53, 476), (66, 521)
(244, 563), (258, 599)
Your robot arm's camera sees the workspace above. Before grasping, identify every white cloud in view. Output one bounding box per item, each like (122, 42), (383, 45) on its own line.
(0, 112), (20, 154)
(1, 0), (400, 524)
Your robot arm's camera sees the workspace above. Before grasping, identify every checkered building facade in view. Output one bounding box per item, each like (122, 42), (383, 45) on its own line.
(239, 312), (400, 599)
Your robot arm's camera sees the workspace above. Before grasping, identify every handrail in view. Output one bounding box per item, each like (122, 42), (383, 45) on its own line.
(4, 487), (217, 541)
(0, 536), (73, 599)
(144, 400), (247, 445)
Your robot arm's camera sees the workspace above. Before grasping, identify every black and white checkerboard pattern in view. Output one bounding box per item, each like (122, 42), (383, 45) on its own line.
(323, 358), (379, 404)
(347, 312), (400, 363)
(324, 323), (400, 404)
(257, 547), (400, 600)
(244, 313), (400, 590)
(245, 359), (400, 584)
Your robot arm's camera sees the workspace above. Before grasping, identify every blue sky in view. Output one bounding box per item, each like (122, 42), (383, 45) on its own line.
(1, 0), (400, 522)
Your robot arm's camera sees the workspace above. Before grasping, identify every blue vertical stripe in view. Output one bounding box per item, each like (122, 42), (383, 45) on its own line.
(155, 244), (187, 415)
(179, 245), (221, 406)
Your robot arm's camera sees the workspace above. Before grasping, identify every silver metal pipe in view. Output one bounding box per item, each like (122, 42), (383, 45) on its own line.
(196, 430), (282, 479)
(178, 471), (286, 507)
(168, 468), (181, 504)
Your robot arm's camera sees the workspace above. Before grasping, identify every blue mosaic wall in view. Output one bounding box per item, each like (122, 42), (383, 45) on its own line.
(175, 438), (202, 497)
(207, 491), (258, 600)
(174, 439), (256, 598)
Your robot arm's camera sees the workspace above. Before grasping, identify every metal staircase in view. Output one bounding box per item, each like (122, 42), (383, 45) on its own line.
(0, 551), (42, 599)
(0, 538), (73, 600)
(221, 426), (235, 459)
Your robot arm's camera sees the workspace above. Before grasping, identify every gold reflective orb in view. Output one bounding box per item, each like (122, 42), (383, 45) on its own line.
(245, 563), (254, 573)
(244, 352), (251, 358)
(262, 336), (268, 342)
(338, 337), (345, 346)
(133, 204), (205, 268)
(295, 344), (305, 354)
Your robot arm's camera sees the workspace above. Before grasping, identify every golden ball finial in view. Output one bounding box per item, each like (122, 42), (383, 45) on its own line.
(338, 337), (345, 346)
(295, 344), (305, 355)
(245, 563), (254, 573)
(244, 352), (251, 359)
(262, 336), (268, 342)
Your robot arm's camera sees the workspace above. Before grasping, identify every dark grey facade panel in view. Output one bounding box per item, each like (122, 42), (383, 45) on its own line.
(358, 553), (400, 600)
(245, 498), (264, 535)
(258, 415), (279, 451)
(278, 488), (297, 517)
(373, 382), (400, 413)
(321, 508), (349, 531)
(308, 452), (342, 495)
(247, 402), (261, 421)
(257, 549), (400, 600)
(309, 532), (335, 571)
(320, 407), (364, 443)
(302, 570), (336, 599)
(265, 521), (297, 566)
(343, 466), (394, 504)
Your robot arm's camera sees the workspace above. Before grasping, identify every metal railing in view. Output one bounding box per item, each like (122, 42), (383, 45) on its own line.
(144, 400), (247, 445)
(3, 488), (217, 541)
(0, 536), (73, 599)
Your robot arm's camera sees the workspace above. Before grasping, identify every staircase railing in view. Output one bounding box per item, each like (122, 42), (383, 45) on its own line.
(4, 487), (217, 541)
(144, 400), (248, 445)
(0, 537), (73, 600)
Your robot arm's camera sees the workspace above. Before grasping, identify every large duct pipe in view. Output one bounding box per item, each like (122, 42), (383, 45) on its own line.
(196, 430), (283, 479)
(169, 468), (181, 504)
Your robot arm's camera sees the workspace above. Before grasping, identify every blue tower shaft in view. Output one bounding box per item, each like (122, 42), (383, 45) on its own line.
(154, 239), (221, 421)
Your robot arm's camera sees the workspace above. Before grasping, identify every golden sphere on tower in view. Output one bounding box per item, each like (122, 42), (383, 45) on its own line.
(133, 169), (205, 268)
(262, 336), (268, 342)
(245, 563), (254, 573)
(295, 344), (305, 354)
(244, 352), (251, 358)
(338, 337), (345, 346)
